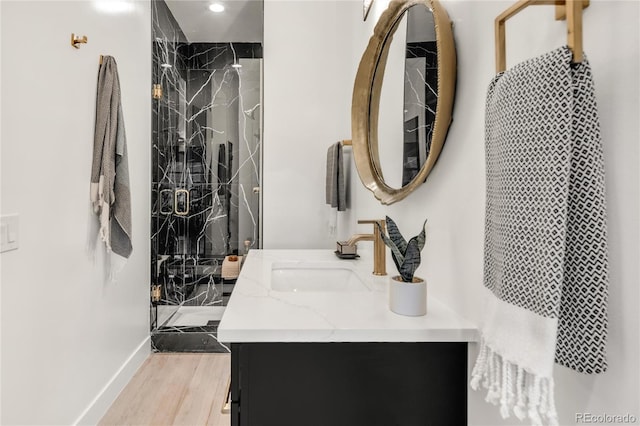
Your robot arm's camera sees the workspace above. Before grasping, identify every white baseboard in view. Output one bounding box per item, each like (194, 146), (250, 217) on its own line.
(73, 336), (151, 425)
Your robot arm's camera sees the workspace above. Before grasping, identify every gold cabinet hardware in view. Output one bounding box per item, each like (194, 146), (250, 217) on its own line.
(221, 376), (231, 414)
(153, 84), (163, 100)
(71, 33), (88, 49)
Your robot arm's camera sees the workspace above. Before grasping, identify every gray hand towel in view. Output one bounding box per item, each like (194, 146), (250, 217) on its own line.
(90, 56), (133, 259)
(325, 142), (346, 211)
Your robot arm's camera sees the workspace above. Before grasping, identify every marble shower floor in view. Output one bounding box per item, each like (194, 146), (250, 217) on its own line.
(165, 306), (227, 327)
(152, 306), (230, 353)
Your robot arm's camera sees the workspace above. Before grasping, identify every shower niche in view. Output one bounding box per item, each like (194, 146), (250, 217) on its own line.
(151, 0), (263, 352)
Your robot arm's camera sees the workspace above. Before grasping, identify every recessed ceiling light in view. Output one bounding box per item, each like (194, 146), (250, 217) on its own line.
(95, 0), (134, 14)
(209, 3), (225, 13)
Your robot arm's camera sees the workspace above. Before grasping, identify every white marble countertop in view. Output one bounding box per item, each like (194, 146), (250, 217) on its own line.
(218, 249), (478, 343)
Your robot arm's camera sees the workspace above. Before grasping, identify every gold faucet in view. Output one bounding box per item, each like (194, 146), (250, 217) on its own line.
(346, 219), (387, 276)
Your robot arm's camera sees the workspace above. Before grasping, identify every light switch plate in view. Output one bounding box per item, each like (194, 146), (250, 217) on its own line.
(1, 214), (19, 253)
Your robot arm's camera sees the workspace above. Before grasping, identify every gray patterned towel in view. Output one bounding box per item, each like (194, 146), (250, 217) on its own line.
(471, 47), (609, 426)
(90, 56), (132, 261)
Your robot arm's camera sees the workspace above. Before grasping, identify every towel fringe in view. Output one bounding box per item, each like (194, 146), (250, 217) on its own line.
(471, 340), (558, 426)
(470, 343), (487, 390)
(514, 365), (526, 420)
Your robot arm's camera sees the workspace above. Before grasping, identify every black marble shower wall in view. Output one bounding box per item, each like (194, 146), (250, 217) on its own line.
(151, 0), (262, 330)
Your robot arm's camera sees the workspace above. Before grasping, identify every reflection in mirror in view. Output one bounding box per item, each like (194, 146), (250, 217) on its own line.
(378, 4), (437, 188)
(402, 5), (437, 186)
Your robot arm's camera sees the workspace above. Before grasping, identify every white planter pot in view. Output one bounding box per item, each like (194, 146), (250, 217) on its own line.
(388, 276), (427, 316)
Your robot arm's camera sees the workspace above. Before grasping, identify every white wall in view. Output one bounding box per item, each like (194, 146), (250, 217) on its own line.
(263, 1), (356, 249)
(264, 0), (639, 424)
(0, 1), (151, 424)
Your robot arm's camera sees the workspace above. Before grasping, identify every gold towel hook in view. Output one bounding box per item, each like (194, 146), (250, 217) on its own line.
(71, 33), (88, 49)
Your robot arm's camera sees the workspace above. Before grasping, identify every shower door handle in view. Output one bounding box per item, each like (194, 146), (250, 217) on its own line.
(159, 189), (175, 215)
(174, 189), (190, 216)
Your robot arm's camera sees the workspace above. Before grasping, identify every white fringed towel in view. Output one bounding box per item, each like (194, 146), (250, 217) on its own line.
(471, 47), (609, 426)
(90, 56), (133, 262)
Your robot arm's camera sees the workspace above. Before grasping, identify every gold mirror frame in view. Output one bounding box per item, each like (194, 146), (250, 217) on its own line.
(351, 0), (456, 205)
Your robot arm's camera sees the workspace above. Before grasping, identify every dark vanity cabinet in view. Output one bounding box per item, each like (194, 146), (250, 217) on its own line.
(230, 342), (468, 426)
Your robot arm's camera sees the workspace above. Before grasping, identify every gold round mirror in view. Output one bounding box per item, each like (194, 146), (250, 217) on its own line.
(351, 0), (456, 205)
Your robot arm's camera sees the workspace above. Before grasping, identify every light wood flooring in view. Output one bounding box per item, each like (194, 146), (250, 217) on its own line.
(99, 353), (230, 426)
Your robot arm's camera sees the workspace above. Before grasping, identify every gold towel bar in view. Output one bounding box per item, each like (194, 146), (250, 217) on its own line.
(341, 139), (352, 146)
(495, 0), (590, 72)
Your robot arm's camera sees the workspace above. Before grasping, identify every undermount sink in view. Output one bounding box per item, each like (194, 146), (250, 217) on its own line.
(270, 262), (370, 292)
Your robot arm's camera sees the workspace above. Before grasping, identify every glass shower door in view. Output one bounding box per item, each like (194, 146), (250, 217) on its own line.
(151, 0), (262, 352)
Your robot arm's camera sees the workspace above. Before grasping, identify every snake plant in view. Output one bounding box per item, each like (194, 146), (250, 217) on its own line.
(376, 216), (427, 283)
